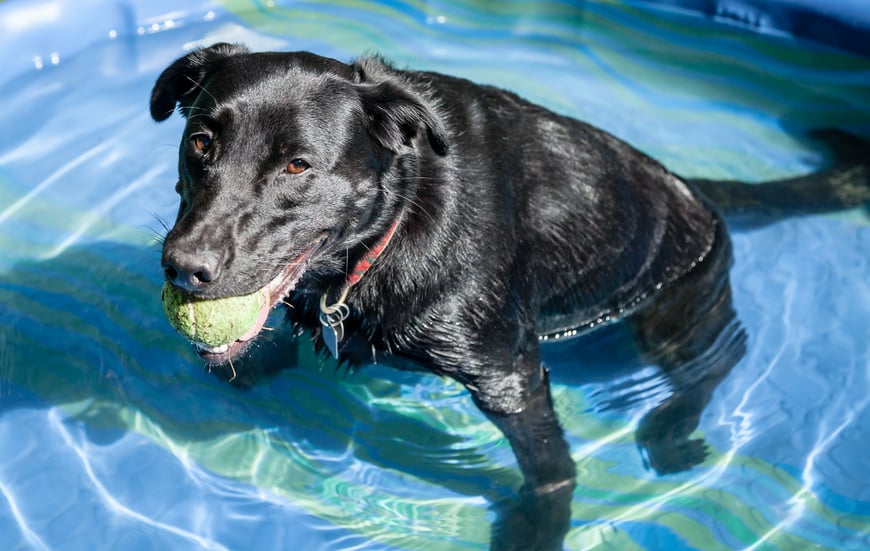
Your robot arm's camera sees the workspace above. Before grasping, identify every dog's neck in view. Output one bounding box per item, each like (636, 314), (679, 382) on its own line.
(318, 217), (402, 357)
(346, 218), (402, 286)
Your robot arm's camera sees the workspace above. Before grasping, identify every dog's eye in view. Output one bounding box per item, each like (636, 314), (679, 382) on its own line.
(287, 159), (310, 174)
(191, 134), (212, 153)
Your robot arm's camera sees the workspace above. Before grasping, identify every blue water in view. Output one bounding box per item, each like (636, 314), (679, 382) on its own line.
(1, 0), (869, 549)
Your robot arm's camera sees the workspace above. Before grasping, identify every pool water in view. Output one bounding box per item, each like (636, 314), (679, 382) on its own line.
(1, 0), (869, 549)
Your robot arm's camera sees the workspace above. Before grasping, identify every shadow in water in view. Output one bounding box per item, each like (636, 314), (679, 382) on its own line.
(0, 240), (520, 506)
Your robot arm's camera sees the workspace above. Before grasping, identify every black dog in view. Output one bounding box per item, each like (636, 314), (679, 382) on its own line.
(151, 43), (868, 549)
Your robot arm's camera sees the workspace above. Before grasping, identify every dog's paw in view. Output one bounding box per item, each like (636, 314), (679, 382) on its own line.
(635, 394), (711, 475)
(638, 433), (710, 475)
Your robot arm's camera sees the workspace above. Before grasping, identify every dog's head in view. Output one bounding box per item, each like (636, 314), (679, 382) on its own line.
(151, 43), (448, 361)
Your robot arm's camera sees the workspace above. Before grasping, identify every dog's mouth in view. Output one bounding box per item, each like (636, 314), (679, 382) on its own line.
(193, 239), (323, 364)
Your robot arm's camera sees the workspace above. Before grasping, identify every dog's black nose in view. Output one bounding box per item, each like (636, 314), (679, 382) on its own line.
(162, 249), (222, 291)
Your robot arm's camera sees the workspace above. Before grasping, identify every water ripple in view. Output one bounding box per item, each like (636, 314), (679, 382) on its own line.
(49, 408), (231, 551)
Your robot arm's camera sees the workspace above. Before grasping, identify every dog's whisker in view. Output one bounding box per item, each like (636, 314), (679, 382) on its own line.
(227, 356), (237, 383)
(179, 105), (209, 113)
(145, 222), (168, 246)
(184, 75), (219, 105)
(378, 188), (436, 224)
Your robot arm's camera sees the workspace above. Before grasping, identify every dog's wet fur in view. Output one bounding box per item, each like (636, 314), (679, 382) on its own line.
(151, 43), (869, 549)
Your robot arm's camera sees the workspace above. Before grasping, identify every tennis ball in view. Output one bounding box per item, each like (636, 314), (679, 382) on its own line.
(161, 282), (267, 347)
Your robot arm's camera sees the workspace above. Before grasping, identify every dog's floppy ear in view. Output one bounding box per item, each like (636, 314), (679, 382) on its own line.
(355, 65), (448, 156)
(150, 43), (249, 122)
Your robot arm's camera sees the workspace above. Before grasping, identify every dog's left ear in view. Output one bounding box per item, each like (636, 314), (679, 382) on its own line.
(357, 79), (449, 157)
(150, 42), (249, 122)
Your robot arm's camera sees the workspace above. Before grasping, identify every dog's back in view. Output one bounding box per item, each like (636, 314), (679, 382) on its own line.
(400, 67), (721, 340)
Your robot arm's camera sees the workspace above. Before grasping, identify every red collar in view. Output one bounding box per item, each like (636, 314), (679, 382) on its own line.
(346, 218), (401, 286)
(319, 217), (401, 358)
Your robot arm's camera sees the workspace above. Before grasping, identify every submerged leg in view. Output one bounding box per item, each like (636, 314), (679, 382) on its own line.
(465, 346), (576, 550)
(629, 219), (746, 474)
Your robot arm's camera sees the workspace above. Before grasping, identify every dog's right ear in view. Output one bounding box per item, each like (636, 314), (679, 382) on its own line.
(150, 43), (248, 122)
(353, 57), (448, 157)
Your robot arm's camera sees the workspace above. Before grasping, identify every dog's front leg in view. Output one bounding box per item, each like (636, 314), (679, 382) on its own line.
(467, 350), (576, 550)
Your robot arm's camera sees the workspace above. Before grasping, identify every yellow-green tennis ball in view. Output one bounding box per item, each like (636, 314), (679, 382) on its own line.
(161, 282), (266, 347)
